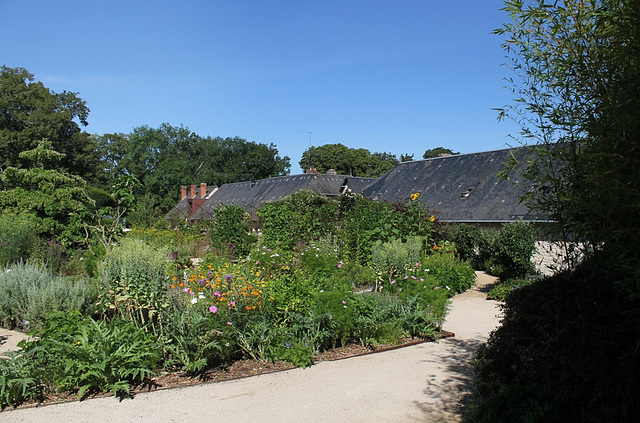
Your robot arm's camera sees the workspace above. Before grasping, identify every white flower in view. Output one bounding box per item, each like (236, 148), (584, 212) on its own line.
(198, 293), (205, 299)
(191, 297), (198, 304)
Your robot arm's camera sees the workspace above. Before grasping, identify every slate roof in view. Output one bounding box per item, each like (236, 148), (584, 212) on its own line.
(187, 174), (376, 220)
(361, 146), (547, 223)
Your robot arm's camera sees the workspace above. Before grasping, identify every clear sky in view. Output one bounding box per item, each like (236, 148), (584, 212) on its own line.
(1, 0), (521, 173)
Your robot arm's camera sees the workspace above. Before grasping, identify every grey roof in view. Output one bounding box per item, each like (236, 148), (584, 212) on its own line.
(188, 174), (376, 220)
(361, 146), (546, 222)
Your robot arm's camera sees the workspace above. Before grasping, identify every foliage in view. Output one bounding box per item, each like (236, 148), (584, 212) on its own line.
(258, 190), (337, 250)
(337, 193), (435, 265)
(486, 278), (533, 302)
(0, 141), (92, 246)
(96, 124), (290, 212)
(448, 223), (482, 263)
(467, 257), (640, 422)
(84, 175), (139, 255)
(159, 303), (226, 376)
(209, 204), (256, 258)
(20, 311), (159, 400)
(0, 351), (41, 410)
(97, 238), (169, 331)
(422, 147), (459, 159)
(299, 143), (398, 177)
(0, 262), (97, 330)
(419, 247), (477, 295)
(0, 66), (99, 181)
(492, 221), (537, 279)
(494, 0), (640, 289)
(371, 236), (423, 290)
(0, 213), (38, 268)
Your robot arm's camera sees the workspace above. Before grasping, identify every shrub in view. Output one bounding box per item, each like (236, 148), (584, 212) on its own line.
(448, 224), (482, 262)
(21, 311), (160, 399)
(97, 238), (169, 331)
(0, 351), (40, 410)
(0, 262), (97, 330)
(467, 257), (640, 422)
(421, 250), (476, 294)
(493, 221), (537, 279)
(0, 214), (38, 268)
(486, 278), (533, 302)
(371, 236), (423, 289)
(210, 204), (256, 259)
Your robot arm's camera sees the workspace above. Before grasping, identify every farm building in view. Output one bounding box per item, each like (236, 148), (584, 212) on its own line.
(165, 146), (547, 226)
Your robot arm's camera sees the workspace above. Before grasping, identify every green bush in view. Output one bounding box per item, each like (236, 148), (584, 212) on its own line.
(97, 238), (169, 331)
(421, 250), (476, 294)
(486, 278), (533, 302)
(0, 214), (38, 268)
(210, 204), (257, 259)
(21, 311), (160, 399)
(493, 221), (537, 279)
(0, 262), (98, 330)
(0, 351), (41, 410)
(448, 224), (482, 262)
(467, 258), (640, 422)
(371, 236), (423, 289)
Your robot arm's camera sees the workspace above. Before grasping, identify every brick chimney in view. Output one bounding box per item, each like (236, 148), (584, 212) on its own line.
(200, 183), (207, 198)
(181, 186), (187, 200)
(190, 185), (197, 198)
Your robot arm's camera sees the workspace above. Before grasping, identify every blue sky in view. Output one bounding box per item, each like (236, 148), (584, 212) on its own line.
(1, 0), (520, 173)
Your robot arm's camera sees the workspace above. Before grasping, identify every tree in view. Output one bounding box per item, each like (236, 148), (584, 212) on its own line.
(0, 66), (100, 181)
(299, 143), (398, 177)
(0, 141), (91, 245)
(97, 124), (290, 214)
(422, 147), (459, 159)
(400, 153), (414, 162)
(495, 0), (640, 282)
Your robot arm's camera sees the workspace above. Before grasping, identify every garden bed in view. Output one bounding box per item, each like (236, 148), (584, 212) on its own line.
(8, 332), (454, 411)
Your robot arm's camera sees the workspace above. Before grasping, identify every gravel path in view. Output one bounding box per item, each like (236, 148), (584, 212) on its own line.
(1, 272), (501, 423)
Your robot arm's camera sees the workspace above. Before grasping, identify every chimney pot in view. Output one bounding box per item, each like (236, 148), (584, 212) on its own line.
(181, 186), (187, 200)
(190, 185), (196, 198)
(200, 183), (207, 198)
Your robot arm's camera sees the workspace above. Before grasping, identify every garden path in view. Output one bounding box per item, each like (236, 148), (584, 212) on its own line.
(1, 272), (501, 423)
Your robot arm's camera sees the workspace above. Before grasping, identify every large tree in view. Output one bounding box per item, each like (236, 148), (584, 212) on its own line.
(422, 147), (459, 159)
(299, 143), (398, 177)
(0, 66), (100, 181)
(97, 124), (290, 212)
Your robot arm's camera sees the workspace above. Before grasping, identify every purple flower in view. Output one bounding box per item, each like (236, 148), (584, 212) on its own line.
(225, 275), (233, 281)
(198, 278), (207, 286)
(209, 305), (218, 314)
(411, 276), (417, 280)
(207, 271), (214, 278)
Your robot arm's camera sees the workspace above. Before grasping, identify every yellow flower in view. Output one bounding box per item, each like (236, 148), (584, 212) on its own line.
(429, 215), (436, 223)
(410, 192), (420, 201)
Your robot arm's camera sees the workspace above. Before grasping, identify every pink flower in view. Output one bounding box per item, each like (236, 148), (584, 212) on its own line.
(415, 262), (420, 267)
(404, 275), (409, 280)
(227, 321), (233, 326)
(213, 291), (221, 297)
(228, 301), (236, 309)
(341, 300), (346, 304)
(182, 287), (189, 293)
(390, 280), (396, 284)
(420, 278), (424, 282)
(209, 305), (218, 314)
(338, 261), (344, 268)
(434, 286), (441, 290)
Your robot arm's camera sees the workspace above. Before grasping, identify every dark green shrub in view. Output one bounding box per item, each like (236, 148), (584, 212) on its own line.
(467, 258), (640, 422)
(0, 262), (98, 330)
(486, 278), (533, 302)
(313, 285), (356, 348)
(0, 351), (41, 410)
(159, 303), (226, 375)
(493, 221), (537, 279)
(448, 223), (482, 262)
(21, 311), (160, 399)
(421, 251), (477, 295)
(0, 214), (38, 268)
(210, 204), (256, 259)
